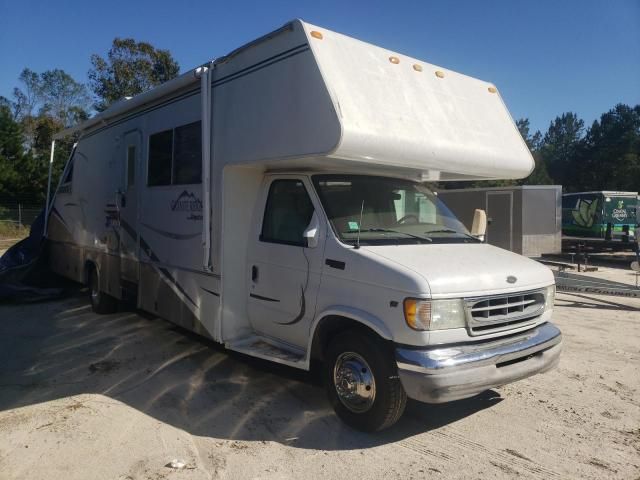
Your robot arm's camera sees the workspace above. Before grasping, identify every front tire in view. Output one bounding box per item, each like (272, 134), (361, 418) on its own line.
(89, 266), (117, 314)
(325, 330), (407, 432)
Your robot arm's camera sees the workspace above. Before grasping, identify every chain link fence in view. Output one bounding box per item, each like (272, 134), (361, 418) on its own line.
(0, 196), (44, 243)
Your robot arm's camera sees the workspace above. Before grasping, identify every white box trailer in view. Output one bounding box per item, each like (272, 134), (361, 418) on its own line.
(438, 186), (563, 257)
(47, 20), (561, 431)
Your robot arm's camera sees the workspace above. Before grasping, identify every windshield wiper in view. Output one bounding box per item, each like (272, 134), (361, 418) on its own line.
(425, 228), (481, 242)
(357, 228), (432, 242)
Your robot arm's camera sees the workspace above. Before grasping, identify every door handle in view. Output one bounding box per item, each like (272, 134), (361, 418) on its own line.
(251, 265), (258, 282)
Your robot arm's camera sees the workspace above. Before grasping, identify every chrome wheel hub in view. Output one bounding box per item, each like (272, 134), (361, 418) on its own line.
(333, 352), (376, 413)
(91, 274), (99, 301)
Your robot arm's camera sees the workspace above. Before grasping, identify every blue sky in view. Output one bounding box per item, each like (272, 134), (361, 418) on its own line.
(1, 0), (638, 134)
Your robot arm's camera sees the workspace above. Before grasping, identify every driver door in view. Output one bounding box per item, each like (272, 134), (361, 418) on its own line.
(246, 176), (326, 349)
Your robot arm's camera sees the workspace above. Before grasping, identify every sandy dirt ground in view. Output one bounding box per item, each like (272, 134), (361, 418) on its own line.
(0, 271), (639, 479)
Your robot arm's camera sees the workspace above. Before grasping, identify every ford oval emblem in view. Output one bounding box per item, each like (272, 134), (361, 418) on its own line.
(507, 275), (517, 284)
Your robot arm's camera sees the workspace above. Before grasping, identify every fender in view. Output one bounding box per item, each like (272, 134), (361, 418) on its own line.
(306, 305), (395, 357)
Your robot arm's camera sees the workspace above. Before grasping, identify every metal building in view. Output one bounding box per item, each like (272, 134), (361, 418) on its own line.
(438, 186), (562, 257)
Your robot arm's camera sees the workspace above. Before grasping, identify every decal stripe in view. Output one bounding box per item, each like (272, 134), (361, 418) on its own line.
(250, 293), (280, 302)
(158, 266), (198, 308)
(138, 232), (198, 309)
(81, 88), (201, 140)
(50, 206), (70, 232)
(141, 222), (201, 240)
(213, 44), (310, 88)
(214, 48), (310, 88)
(119, 218), (137, 244)
(275, 286), (306, 325)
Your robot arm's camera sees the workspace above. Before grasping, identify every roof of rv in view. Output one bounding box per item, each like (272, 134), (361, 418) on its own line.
(55, 19), (534, 181)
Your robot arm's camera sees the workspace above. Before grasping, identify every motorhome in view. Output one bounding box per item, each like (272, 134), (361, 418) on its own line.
(46, 20), (562, 431)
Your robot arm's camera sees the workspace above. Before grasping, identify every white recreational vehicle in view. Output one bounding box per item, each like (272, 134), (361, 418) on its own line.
(46, 20), (562, 431)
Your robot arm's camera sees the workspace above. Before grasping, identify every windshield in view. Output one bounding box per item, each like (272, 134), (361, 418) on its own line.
(312, 175), (477, 245)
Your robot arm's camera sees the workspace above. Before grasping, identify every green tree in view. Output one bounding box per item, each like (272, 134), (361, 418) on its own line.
(2, 68), (85, 202)
(12, 68), (90, 151)
(12, 68), (41, 120)
(516, 118), (552, 185)
(539, 112), (585, 186)
(0, 104), (24, 196)
(575, 104), (640, 192)
(39, 69), (91, 126)
(88, 38), (180, 111)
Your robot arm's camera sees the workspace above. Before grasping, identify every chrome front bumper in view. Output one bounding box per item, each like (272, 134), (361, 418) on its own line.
(395, 322), (562, 403)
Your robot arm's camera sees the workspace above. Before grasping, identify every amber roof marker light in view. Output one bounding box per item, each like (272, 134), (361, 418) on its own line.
(310, 31), (323, 40)
(435, 70), (445, 78)
(413, 64), (423, 72)
(389, 56), (400, 64)
(488, 86), (498, 93)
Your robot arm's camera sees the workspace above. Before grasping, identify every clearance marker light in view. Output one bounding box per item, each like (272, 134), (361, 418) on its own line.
(413, 64), (423, 72)
(389, 56), (400, 64)
(488, 86), (497, 93)
(310, 31), (323, 40)
(435, 70), (445, 78)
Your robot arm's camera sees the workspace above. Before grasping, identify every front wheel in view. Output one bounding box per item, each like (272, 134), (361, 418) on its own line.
(325, 330), (407, 432)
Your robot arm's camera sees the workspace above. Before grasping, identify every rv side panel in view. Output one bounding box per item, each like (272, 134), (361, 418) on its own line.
(48, 88), (222, 340)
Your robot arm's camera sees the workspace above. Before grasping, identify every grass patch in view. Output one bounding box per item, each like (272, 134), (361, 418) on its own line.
(0, 221), (30, 241)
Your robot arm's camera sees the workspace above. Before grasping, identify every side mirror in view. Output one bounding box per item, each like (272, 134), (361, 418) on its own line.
(471, 209), (487, 242)
(303, 212), (320, 248)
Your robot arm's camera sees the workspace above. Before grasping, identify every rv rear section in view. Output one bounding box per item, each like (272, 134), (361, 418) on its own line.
(47, 20), (561, 431)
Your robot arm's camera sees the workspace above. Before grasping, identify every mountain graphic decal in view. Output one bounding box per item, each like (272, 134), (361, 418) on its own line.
(171, 190), (203, 212)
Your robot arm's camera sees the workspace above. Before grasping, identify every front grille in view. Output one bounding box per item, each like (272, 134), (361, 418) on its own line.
(465, 290), (545, 336)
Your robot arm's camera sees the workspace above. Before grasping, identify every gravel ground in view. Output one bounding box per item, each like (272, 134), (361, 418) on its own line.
(0, 273), (638, 479)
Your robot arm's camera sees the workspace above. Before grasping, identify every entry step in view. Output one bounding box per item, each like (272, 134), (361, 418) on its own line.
(227, 335), (306, 369)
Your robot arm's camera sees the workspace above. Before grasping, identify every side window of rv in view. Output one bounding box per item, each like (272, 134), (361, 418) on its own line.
(148, 129), (173, 186)
(173, 122), (202, 184)
(261, 180), (314, 246)
(147, 121), (202, 186)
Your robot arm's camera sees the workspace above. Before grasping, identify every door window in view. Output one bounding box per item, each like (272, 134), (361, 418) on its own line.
(126, 145), (136, 188)
(260, 180), (314, 246)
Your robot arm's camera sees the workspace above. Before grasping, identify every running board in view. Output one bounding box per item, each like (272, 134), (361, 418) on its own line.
(226, 335), (308, 370)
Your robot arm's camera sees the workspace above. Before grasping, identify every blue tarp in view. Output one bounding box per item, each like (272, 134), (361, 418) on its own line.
(0, 212), (66, 302)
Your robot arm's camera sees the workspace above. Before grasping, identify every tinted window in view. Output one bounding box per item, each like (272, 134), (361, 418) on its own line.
(261, 180), (314, 246)
(173, 122), (201, 184)
(148, 129), (172, 186)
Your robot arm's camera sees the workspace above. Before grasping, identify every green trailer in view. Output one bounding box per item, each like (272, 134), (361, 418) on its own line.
(562, 191), (637, 240)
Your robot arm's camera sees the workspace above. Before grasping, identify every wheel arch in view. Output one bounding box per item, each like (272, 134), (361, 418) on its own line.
(83, 258), (98, 285)
(308, 307), (394, 362)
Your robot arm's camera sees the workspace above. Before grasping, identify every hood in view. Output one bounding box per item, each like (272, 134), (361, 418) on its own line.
(363, 243), (554, 297)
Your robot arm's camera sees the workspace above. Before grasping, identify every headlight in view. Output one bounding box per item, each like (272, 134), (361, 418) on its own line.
(545, 285), (556, 311)
(403, 298), (466, 331)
